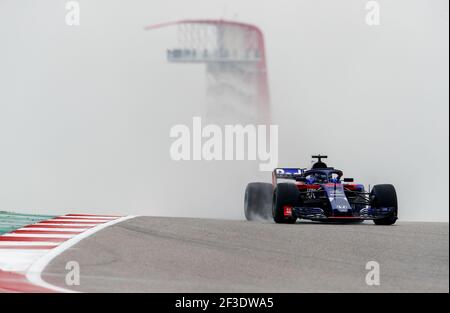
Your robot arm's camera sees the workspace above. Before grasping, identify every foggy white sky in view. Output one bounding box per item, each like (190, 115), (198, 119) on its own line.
(0, 0), (448, 221)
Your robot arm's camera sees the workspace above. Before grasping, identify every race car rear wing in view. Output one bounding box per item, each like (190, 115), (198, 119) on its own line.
(272, 168), (306, 185)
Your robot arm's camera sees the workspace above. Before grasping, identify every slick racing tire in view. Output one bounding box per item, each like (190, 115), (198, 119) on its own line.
(371, 184), (398, 225)
(244, 182), (274, 221)
(272, 183), (299, 224)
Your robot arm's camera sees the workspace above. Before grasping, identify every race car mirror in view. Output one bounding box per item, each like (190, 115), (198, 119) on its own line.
(343, 178), (354, 183)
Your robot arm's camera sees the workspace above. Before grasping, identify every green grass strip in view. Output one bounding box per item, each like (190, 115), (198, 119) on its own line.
(0, 211), (55, 235)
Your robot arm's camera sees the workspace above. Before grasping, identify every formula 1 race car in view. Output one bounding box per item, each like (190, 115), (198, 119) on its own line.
(244, 155), (398, 225)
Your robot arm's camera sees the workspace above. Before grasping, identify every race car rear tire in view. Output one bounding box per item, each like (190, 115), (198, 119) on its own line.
(371, 184), (398, 225)
(244, 182), (274, 221)
(273, 183), (299, 224)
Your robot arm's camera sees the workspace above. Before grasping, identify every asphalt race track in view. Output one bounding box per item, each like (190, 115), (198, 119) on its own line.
(42, 217), (449, 292)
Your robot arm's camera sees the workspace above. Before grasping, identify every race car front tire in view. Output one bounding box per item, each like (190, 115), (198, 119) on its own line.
(371, 184), (398, 225)
(244, 182), (274, 221)
(272, 183), (299, 224)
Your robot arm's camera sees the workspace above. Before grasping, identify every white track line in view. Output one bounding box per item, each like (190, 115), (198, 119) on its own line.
(48, 219), (111, 223)
(64, 215), (118, 219)
(1, 250), (54, 272)
(56, 215), (118, 220)
(26, 215), (136, 293)
(29, 223), (98, 227)
(16, 228), (87, 232)
(0, 242), (61, 246)
(3, 233), (74, 239)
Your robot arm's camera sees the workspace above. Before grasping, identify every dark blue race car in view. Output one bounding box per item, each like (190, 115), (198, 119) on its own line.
(245, 155), (398, 225)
